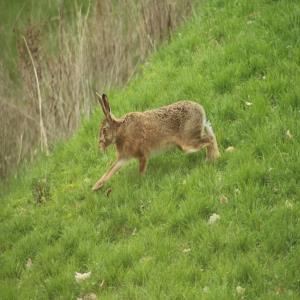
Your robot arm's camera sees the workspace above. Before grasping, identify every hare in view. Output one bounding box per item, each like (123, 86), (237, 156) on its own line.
(92, 92), (220, 191)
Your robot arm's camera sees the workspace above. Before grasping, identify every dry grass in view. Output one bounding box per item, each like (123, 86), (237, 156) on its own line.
(0, 0), (194, 178)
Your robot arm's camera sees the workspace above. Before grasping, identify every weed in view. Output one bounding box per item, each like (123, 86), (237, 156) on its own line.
(31, 177), (51, 204)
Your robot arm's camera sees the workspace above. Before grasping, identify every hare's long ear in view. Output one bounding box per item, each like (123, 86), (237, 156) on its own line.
(102, 94), (111, 114)
(102, 94), (113, 123)
(96, 91), (106, 114)
(96, 91), (112, 122)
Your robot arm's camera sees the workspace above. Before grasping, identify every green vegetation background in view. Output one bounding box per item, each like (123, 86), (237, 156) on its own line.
(1, 0), (300, 299)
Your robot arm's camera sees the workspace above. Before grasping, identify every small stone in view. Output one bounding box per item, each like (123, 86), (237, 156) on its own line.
(236, 286), (245, 295)
(26, 258), (32, 268)
(208, 213), (220, 225)
(75, 271), (91, 283)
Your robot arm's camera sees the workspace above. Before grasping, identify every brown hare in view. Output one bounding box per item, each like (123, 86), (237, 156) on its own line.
(92, 92), (220, 191)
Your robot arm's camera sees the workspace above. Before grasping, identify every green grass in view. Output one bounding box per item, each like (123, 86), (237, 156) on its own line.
(1, 0), (300, 299)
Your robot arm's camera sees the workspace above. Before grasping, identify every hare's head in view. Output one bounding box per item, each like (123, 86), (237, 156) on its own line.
(96, 93), (117, 151)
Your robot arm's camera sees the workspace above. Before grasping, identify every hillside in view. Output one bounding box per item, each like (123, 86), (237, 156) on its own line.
(1, 0), (300, 299)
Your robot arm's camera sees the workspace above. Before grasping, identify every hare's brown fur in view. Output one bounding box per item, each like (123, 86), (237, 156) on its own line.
(93, 93), (220, 191)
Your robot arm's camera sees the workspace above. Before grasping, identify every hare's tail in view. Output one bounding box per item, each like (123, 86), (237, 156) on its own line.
(204, 118), (220, 159)
(204, 120), (216, 139)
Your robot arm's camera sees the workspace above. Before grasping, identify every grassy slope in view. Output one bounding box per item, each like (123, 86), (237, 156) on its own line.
(1, 0), (300, 299)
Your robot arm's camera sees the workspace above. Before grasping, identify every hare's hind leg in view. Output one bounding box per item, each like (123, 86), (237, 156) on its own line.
(204, 120), (220, 161)
(181, 145), (202, 153)
(182, 135), (218, 161)
(179, 135), (219, 161)
(179, 136), (211, 154)
(138, 156), (148, 175)
(201, 135), (219, 161)
(92, 158), (128, 191)
(206, 141), (220, 161)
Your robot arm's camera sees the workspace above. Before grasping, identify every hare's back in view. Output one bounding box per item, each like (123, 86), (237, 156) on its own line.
(117, 101), (206, 154)
(121, 101), (205, 133)
(146, 101), (205, 127)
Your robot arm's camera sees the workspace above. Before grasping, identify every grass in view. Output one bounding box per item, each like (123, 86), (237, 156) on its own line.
(1, 0), (300, 299)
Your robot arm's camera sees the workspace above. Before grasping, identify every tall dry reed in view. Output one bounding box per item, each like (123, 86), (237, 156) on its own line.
(0, 0), (194, 178)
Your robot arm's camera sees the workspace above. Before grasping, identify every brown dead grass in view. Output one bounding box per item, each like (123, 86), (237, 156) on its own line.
(0, 0), (194, 178)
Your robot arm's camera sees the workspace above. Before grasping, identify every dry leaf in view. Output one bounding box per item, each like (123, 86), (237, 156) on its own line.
(106, 188), (112, 197)
(182, 248), (191, 253)
(225, 146), (235, 152)
(208, 213), (220, 225)
(275, 286), (284, 295)
(285, 200), (293, 209)
(99, 280), (105, 288)
(83, 293), (97, 300)
(75, 271), (91, 283)
(219, 195), (228, 204)
(132, 228), (137, 236)
(139, 256), (153, 263)
(286, 130), (293, 139)
(84, 178), (90, 183)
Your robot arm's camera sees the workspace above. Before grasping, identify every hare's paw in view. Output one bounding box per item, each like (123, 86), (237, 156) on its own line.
(92, 180), (105, 191)
(206, 150), (220, 162)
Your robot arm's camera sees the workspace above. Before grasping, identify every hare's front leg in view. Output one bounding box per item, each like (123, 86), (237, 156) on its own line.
(138, 156), (148, 175)
(92, 159), (128, 191)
